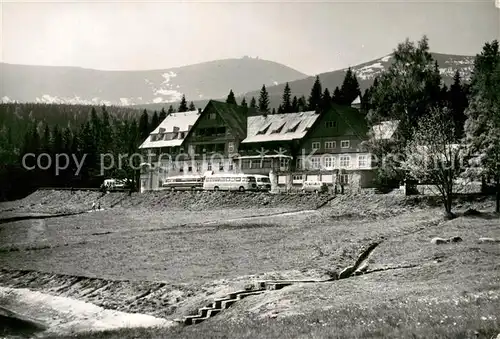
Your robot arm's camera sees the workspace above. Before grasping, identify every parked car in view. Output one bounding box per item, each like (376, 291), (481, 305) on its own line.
(301, 181), (328, 194)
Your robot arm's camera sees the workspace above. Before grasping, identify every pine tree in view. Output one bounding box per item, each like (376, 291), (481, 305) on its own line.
(281, 82), (292, 113)
(226, 90), (237, 105)
(151, 111), (159, 131)
(298, 96), (307, 112)
(321, 88), (332, 113)
(291, 96), (299, 112)
(360, 88), (371, 115)
(308, 76), (322, 112)
(258, 85), (270, 113)
(139, 110), (149, 141)
(80, 121), (96, 178)
(41, 123), (51, 153)
(100, 106), (112, 154)
(159, 107), (167, 122)
(272, 108), (276, 115)
(90, 107), (102, 146)
(62, 128), (72, 156)
(51, 125), (63, 155)
(447, 70), (468, 139)
(464, 40), (500, 212)
(277, 104), (283, 114)
(250, 97), (257, 109)
(240, 97), (247, 108)
(339, 68), (361, 105)
(178, 95), (188, 112)
(167, 105), (175, 114)
(189, 101), (196, 111)
(332, 87), (341, 104)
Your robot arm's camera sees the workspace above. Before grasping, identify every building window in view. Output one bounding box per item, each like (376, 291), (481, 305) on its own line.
(325, 121), (336, 128)
(340, 155), (351, 168)
(358, 155), (368, 168)
(196, 162), (201, 172)
(208, 112), (216, 120)
(312, 142), (320, 150)
(207, 162), (212, 171)
(229, 161), (234, 171)
(279, 158), (289, 168)
(339, 174), (349, 185)
(228, 142), (235, 153)
(325, 141), (336, 150)
(311, 157), (321, 169)
(323, 156), (334, 169)
(219, 161), (224, 171)
(188, 165), (192, 172)
(341, 140), (350, 148)
(296, 158), (303, 170)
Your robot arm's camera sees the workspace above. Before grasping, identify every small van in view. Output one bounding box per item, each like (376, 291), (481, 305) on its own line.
(252, 175), (272, 191)
(301, 181), (328, 194)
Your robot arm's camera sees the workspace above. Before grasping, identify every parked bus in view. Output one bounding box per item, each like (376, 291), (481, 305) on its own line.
(103, 178), (127, 191)
(162, 175), (204, 191)
(203, 174), (258, 192)
(252, 174), (272, 191)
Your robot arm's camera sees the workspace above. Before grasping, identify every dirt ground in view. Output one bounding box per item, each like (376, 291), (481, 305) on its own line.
(1, 190), (499, 338)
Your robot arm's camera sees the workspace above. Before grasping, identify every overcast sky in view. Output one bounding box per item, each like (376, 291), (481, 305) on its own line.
(1, 0), (499, 75)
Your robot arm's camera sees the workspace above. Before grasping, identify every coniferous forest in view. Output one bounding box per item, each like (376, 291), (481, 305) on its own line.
(1, 37), (499, 211)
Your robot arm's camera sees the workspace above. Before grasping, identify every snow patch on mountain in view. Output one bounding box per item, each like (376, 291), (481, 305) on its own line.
(380, 55), (392, 62)
(34, 94), (113, 106)
(161, 71), (177, 84)
(1, 96), (13, 103)
(354, 62), (386, 80)
(120, 98), (132, 106)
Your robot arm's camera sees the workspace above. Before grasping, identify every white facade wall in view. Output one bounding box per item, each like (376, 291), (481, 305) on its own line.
(296, 152), (373, 171)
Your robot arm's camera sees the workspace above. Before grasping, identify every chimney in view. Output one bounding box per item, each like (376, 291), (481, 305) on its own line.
(198, 108), (202, 114)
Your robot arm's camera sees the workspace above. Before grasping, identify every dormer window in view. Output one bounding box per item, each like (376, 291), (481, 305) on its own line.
(287, 122), (300, 133)
(271, 123), (285, 134)
(257, 124), (271, 135)
(208, 113), (216, 120)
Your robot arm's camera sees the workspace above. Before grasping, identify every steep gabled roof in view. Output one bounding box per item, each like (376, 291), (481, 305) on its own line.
(139, 110), (200, 149)
(207, 100), (251, 139)
(242, 111), (319, 144)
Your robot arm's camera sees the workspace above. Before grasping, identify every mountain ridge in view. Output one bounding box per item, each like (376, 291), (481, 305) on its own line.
(1, 57), (307, 107)
(1, 52), (476, 111)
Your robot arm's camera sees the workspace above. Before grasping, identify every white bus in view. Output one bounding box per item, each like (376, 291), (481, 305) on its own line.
(203, 174), (258, 192)
(103, 178), (127, 190)
(162, 175), (204, 191)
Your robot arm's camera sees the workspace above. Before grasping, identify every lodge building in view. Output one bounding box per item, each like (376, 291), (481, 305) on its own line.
(138, 99), (396, 193)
